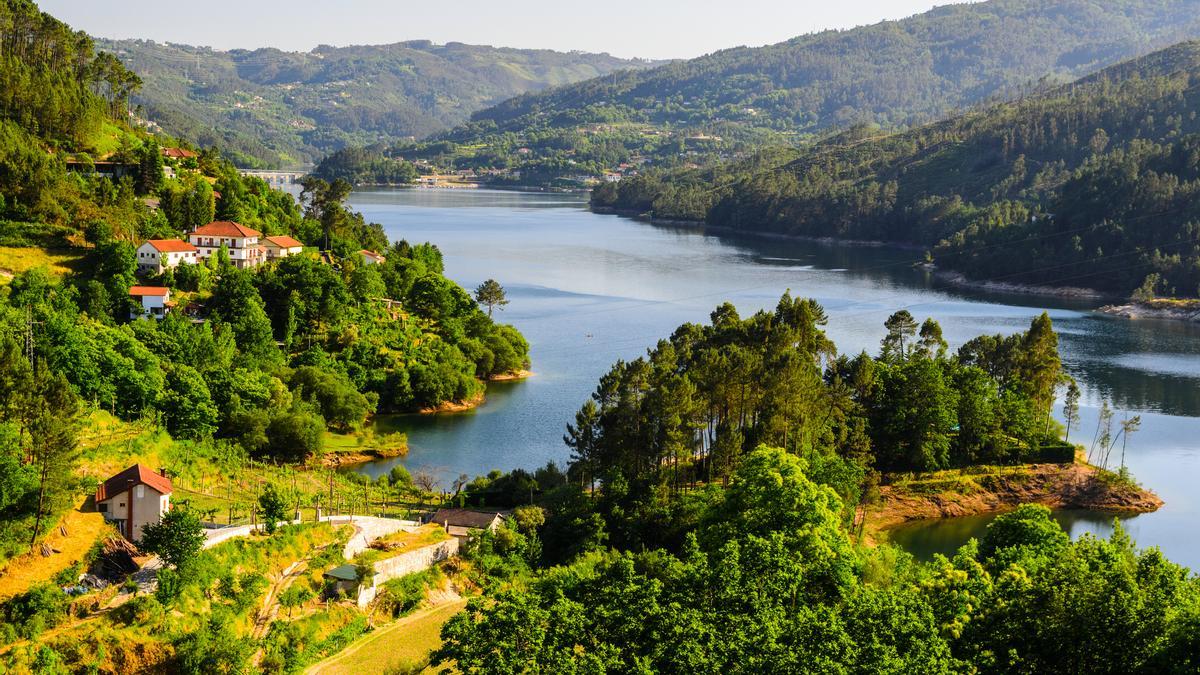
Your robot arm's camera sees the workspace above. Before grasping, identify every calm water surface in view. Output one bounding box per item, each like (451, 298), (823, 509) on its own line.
(345, 188), (1200, 569)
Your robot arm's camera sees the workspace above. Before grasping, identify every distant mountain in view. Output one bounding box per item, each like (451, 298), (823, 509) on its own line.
(97, 38), (658, 167)
(351, 0), (1200, 187)
(593, 40), (1200, 296)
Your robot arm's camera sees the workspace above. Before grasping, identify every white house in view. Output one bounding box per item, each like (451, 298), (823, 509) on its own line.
(136, 239), (198, 274)
(129, 285), (171, 320)
(187, 221), (265, 269)
(262, 235), (305, 260)
(359, 249), (386, 266)
(96, 464), (173, 542)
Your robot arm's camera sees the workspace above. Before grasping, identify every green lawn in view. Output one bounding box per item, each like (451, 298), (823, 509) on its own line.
(307, 599), (467, 674)
(0, 246), (85, 281)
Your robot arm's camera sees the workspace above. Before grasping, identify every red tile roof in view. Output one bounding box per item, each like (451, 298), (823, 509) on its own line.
(145, 239), (196, 253)
(360, 249), (386, 261)
(161, 147), (198, 159)
(128, 286), (170, 297)
(189, 221), (261, 238)
(96, 464), (173, 502)
(264, 235), (304, 248)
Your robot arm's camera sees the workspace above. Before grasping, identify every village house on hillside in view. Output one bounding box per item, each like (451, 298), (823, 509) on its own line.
(359, 249), (386, 266)
(95, 464), (173, 542)
(136, 239), (197, 274)
(128, 286), (172, 320)
(262, 234), (305, 260)
(430, 508), (506, 538)
(187, 221), (265, 269)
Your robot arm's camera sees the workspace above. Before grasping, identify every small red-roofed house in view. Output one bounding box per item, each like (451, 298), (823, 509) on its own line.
(161, 147), (198, 160)
(129, 285), (172, 320)
(263, 235), (305, 259)
(96, 464), (173, 541)
(359, 249), (386, 266)
(136, 239), (198, 274)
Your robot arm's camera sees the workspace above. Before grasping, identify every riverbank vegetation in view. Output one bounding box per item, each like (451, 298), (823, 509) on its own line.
(593, 40), (1200, 297)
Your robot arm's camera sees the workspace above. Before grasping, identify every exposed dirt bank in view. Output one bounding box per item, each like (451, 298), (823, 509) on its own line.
(1098, 300), (1200, 322)
(866, 462), (1162, 537)
(488, 369), (534, 382)
(418, 390), (486, 415)
(320, 446), (407, 468)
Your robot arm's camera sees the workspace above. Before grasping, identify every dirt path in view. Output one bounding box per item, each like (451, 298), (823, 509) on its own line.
(252, 557), (311, 640)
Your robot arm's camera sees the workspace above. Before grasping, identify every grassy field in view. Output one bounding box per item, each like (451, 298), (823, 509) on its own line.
(0, 246), (85, 281)
(0, 502), (111, 600)
(307, 599), (467, 674)
(78, 410), (426, 527)
(354, 524), (448, 565)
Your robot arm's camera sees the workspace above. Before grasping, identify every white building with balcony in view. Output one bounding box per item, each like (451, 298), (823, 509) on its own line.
(187, 221), (265, 269)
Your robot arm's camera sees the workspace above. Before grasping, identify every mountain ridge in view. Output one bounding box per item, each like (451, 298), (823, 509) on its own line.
(98, 37), (660, 167)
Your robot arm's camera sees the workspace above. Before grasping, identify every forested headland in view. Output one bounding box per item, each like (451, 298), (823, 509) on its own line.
(424, 295), (1193, 674)
(594, 40), (1200, 297)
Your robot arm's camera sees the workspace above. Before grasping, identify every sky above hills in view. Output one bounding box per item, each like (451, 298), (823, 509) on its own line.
(41, 0), (975, 60)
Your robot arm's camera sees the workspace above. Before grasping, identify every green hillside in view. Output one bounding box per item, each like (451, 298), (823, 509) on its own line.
(334, 0), (1200, 187)
(98, 38), (658, 167)
(594, 40), (1200, 296)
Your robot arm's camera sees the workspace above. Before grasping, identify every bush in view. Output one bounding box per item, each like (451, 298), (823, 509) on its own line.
(375, 569), (440, 618)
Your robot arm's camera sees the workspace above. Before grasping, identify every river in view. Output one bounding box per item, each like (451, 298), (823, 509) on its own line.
(344, 187), (1200, 570)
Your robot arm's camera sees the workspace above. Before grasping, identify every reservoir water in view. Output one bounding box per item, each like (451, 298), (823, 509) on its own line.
(346, 188), (1200, 570)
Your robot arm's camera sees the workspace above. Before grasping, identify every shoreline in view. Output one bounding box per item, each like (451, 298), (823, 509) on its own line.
(590, 206), (1114, 299)
(320, 446), (406, 468)
(418, 390), (486, 415)
(864, 461), (1162, 541)
(1098, 300), (1200, 322)
(488, 369), (534, 382)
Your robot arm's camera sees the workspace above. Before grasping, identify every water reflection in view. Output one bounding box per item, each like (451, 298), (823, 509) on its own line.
(887, 509), (1148, 562)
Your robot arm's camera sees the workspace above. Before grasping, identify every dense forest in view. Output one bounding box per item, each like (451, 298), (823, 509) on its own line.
(326, 0), (1200, 187)
(0, 0), (526, 564)
(594, 39), (1200, 296)
(98, 37), (658, 167)
(426, 299), (1199, 674)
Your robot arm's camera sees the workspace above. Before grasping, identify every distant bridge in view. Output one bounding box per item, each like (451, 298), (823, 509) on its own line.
(239, 169), (307, 187)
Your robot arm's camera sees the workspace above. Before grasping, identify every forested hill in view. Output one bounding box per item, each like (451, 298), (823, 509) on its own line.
(593, 39), (1200, 297)
(329, 0), (1200, 188)
(97, 38), (658, 167)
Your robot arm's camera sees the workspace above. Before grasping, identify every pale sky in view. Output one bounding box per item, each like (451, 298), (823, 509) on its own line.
(41, 0), (977, 60)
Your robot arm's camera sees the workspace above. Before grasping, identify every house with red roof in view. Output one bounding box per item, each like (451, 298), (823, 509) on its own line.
(359, 249), (386, 266)
(96, 464), (173, 542)
(160, 147), (198, 160)
(262, 234), (305, 260)
(129, 285), (172, 320)
(187, 221), (265, 269)
(136, 239), (198, 274)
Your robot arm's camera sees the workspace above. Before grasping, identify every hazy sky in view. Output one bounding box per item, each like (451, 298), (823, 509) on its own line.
(41, 1), (974, 60)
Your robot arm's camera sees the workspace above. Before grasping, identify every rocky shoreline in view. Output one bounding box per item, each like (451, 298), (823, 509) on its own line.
(933, 270), (1106, 300)
(1098, 301), (1200, 322)
(865, 462), (1163, 538)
